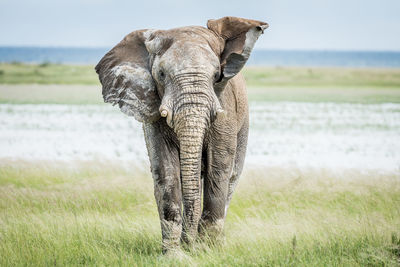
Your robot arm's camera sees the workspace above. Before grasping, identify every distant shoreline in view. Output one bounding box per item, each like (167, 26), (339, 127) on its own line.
(1, 47), (400, 68)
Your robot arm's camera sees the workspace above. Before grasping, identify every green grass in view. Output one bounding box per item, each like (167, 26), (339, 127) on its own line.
(0, 62), (99, 85)
(1, 162), (399, 266)
(1, 63), (400, 104)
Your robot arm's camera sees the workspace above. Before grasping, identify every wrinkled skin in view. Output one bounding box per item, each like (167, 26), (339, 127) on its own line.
(95, 16), (268, 253)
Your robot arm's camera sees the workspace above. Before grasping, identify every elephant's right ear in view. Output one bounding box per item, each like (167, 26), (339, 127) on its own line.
(207, 17), (268, 90)
(95, 29), (161, 123)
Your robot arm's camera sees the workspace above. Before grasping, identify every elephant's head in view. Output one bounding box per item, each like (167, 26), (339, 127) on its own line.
(95, 16), (267, 241)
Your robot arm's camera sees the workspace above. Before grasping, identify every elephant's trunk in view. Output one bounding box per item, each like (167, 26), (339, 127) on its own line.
(177, 116), (206, 242)
(172, 87), (213, 242)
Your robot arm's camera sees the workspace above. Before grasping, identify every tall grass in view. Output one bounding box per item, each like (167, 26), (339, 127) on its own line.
(1, 161), (399, 266)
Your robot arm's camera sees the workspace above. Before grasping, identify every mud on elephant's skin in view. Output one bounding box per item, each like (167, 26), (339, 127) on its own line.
(95, 16), (268, 253)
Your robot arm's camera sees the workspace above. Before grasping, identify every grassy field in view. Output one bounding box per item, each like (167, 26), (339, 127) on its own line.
(0, 63), (98, 85)
(1, 63), (400, 104)
(0, 162), (399, 266)
(1, 64), (400, 265)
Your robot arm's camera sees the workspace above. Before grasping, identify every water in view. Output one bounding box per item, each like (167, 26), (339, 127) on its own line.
(1, 46), (400, 67)
(248, 50), (400, 68)
(1, 103), (399, 172)
(0, 47), (108, 65)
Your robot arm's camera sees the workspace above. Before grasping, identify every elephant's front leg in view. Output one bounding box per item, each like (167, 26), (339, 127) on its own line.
(143, 121), (182, 253)
(199, 130), (237, 239)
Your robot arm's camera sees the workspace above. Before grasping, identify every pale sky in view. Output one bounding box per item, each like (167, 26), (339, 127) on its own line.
(1, 0), (399, 51)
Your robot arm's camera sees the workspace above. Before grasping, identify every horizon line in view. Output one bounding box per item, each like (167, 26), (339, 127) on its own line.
(1, 45), (400, 53)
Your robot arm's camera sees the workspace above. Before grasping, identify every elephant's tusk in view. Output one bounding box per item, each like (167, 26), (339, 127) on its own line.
(160, 110), (168, 117)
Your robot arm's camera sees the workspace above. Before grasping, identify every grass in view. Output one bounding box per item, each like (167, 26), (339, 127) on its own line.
(0, 62), (99, 85)
(1, 161), (399, 266)
(1, 63), (399, 265)
(1, 63), (400, 104)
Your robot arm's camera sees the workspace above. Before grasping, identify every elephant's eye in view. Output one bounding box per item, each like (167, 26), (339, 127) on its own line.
(214, 71), (220, 83)
(159, 70), (165, 80)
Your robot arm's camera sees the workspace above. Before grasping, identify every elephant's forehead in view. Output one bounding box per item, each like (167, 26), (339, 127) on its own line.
(161, 26), (224, 55)
(164, 26), (218, 41)
(161, 41), (219, 72)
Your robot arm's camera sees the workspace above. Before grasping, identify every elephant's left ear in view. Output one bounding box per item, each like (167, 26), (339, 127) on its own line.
(207, 17), (268, 88)
(95, 29), (161, 123)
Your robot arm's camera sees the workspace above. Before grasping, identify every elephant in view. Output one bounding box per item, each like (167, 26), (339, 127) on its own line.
(95, 16), (268, 253)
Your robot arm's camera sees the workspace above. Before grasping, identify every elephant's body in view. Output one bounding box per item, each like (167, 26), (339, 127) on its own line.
(143, 74), (248, 248)
(95, 17), (267, 253)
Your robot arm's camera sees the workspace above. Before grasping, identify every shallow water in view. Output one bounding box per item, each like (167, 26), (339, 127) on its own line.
(1, 102), (399, 172)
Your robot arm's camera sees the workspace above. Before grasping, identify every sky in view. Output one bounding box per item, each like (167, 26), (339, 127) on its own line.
(0, 0), (399, 51)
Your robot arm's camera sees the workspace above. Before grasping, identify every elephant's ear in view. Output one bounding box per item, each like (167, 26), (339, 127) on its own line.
(95, 29), (161, 123)
(207, 17), (268, 89)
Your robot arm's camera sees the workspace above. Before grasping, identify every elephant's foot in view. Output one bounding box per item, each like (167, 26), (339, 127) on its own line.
(162, 246), (188, 260)
(161, 220), (182, 254)
(180, 226), (199, 249)
(198, 218), (225, 245)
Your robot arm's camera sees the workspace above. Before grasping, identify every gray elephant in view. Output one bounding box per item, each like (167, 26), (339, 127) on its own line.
(95, 16), (268, 253)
